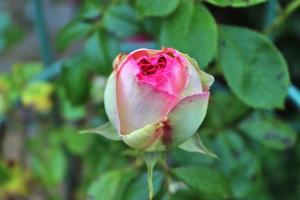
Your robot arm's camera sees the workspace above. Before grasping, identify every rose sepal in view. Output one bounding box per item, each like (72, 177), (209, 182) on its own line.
(179, 133), (217, 158)
(79, 122), (121, 141)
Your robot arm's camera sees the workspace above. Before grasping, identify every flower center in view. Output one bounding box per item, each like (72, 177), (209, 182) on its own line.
(138, 56), (167, 76)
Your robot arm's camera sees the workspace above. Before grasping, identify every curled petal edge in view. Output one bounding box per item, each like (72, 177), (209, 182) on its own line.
(113, 53), (127, 70)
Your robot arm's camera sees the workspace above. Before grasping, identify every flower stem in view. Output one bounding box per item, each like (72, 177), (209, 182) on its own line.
(32, 0), (54, 65)
(147, 163), (154, 200)
(264, 0), (300, 35)
(143, 152), (163, 200)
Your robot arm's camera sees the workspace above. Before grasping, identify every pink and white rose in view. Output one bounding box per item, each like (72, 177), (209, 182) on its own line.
(104, 48), (213, 151)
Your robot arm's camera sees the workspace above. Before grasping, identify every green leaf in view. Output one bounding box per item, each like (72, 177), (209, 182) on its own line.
(172, 146), (216, 166)
(80, 122), (121, 141)
(60, 56), (91, 106)
(79, 2), (102, 19)
(172, 166), (232, 200)
(103, 3), (141, 38)
(137, 0), (180, 17)
(56, 20), (92, 51)
(144, 18), (164, 38)
(0, 162), (11, 185)
(0, 12), (24, 52)
(62, 126), (92, 155)
(60, 96), (87, 121)
(50, 148), (67, 184)
(218, 25), (290, 109)
(205, 90), (249, 129)
(205, 0), (266, 7)
(88, 170), (136, 200)
(12, 62), (43, 87)
(20, 81), (54, 112)
(31, 146), (67, 186)
(84, 30), (120, 75)
(179, 133), (217, 158)
(160, 1), (217, 67)
(212, 130), (262, 198)
(88, 171), (121, 200)
(212, 130), (259, 174)
(239, 113), (297, 150)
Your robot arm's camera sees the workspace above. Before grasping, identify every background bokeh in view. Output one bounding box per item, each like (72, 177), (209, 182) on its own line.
(0, 0), (300, 200)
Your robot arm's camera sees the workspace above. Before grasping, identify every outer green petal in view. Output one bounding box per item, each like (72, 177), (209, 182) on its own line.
(168, 92), (210, 146)
(121, 122), (167, 151)
(104, 71), (120, 132)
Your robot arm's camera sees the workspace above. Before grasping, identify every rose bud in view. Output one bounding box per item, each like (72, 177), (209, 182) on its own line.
(104, 48), (213, 151)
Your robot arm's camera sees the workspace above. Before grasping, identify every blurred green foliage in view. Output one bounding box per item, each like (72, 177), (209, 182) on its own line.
(0, 12), (24, 54)
(0, 0), (300, 200)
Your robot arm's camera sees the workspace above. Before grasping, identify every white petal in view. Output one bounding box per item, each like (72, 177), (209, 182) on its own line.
(179, 60), (203, 99)
(104, 71), (120, 132)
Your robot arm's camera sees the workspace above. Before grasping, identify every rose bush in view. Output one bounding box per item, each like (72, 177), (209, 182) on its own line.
(104, 48), (214, 151)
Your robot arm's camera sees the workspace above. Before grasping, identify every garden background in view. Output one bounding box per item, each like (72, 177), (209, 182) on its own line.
(0, 0), (300, 199)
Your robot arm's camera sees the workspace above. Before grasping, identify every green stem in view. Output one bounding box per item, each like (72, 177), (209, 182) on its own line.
(143, 152), (163, 200)
(263, 0), (277, 31)
(264, 0), (300, 35)
(288, 85), (300, 109)
(32, 0), (53, 65)
(161, 154), (172, 195)
(147, 163), (154, 200)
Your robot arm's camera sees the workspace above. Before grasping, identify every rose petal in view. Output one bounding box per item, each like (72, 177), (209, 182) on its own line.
(130, 48), (162, 59)
(181, 53), (214, 92)
(167, 92), (210, 146)
(179, 59), (203, 99)
(136, 51), (188, 96)
(116, 56), (176, 134)
(104, 71), (121, 132)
